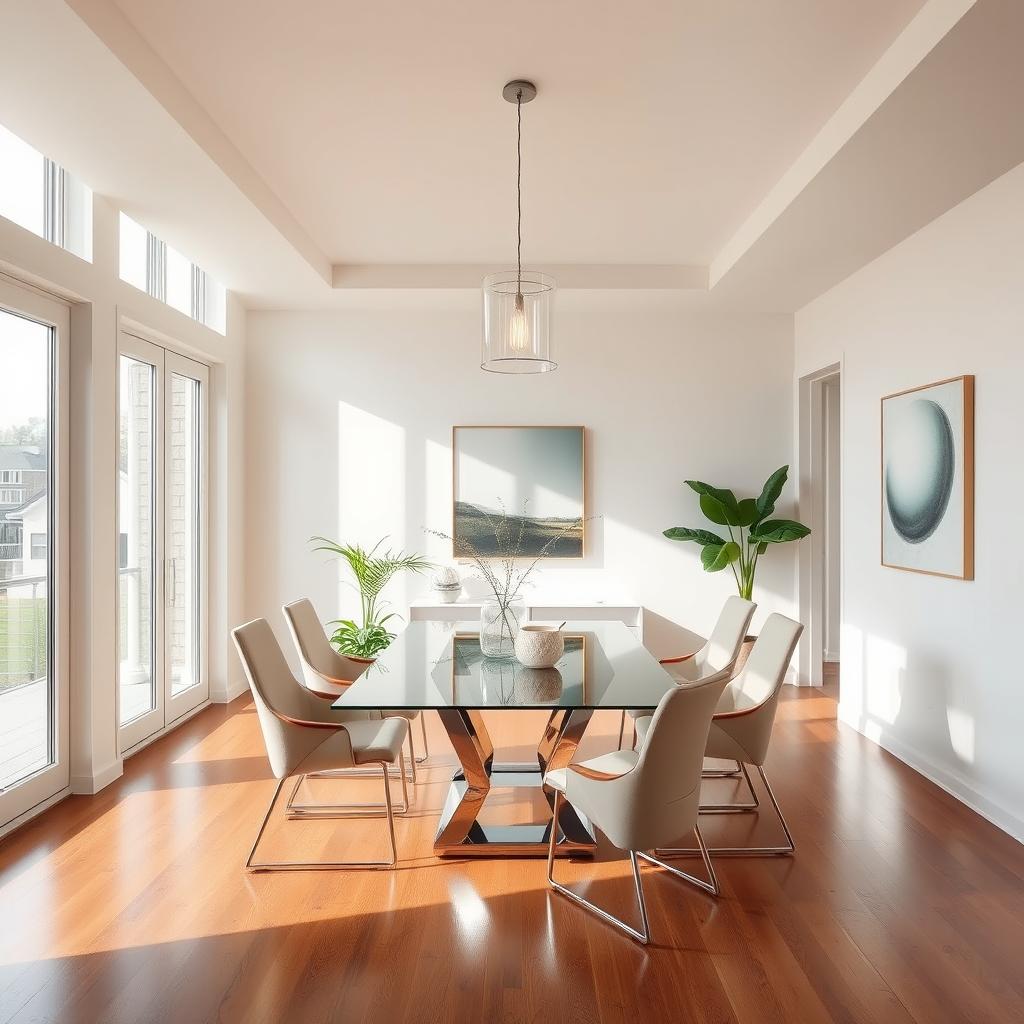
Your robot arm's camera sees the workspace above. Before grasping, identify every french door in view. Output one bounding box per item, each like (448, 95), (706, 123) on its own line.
(0, 277), (69, 831)
(118, 331), (209, 752)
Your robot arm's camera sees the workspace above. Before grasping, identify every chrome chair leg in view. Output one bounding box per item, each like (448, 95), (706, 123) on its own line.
(246, 764), (399, 871)
(406, 728), (418, 784)
(416, 713), (429, 763)
(658, 765), (795, 857)
(546, 791), (651, 944)
(699, 762), (760, 813)
(702, 758), (743, 778)
(285, 758), (410, 818)
(638, 826), (719, 896)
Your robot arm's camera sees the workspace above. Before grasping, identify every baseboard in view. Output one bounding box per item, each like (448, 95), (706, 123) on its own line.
(71, 759), (123, 795)
(837, 702), (1024, 844)
(210, 677), (248, 704)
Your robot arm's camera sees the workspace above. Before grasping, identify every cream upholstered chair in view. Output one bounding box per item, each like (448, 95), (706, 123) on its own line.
(282, 598), (429, 781)
(649, 612), (804, 858)
(619, 596), (755, 749)
(545, 668), (731, 944)
(232, 618), (409, 870)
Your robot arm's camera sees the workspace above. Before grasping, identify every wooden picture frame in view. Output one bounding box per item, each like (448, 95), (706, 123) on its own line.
(880, 374), (974, 579)
(451, 425), (586, 559)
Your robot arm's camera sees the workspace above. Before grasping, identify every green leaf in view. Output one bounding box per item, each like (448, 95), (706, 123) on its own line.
(686, 480), (742, 526)
(735, 498), (759, 528)
(757, 542), (768, 555)
(749, 518), (811, 545)
(754, 465), (789, 524)
(663, 526), (727, 546)
(701, 541), (741, 572)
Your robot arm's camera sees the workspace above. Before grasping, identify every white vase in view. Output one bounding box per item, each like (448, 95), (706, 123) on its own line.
(514, 624), (564, 669)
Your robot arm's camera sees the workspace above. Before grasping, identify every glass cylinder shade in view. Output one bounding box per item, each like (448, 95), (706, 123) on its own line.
(481, 270), (556, 373)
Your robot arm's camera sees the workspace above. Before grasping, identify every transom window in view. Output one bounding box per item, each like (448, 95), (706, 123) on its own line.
(0, 122), (92, 261)
(118, 213), (226, 334)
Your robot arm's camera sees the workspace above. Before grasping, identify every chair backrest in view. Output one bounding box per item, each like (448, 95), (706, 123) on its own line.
(612, 667), (731, 851)
(713, 612), (803, 765)
(695, 595), (756, 674)
(282, 598), (367, 695)
(232, 618), (328, 778)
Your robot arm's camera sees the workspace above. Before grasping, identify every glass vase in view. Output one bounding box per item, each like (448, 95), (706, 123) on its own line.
(479, 595), (525, 659)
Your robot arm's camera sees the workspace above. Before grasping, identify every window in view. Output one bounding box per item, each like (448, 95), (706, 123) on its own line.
(0, 471), (22, 484)
(0, 278), (70, 828)
(118, 213), (226, 334)
(0, 123), (92, 261)
(0, 488), (24, 504)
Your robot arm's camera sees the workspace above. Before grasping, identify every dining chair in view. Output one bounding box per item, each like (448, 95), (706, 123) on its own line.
(232, 617), (410, 870)
(618, 595), (755, 749)
(651, 612), (804, 858)
(282, 597), (430, 781)
(545, 667), (731, 944)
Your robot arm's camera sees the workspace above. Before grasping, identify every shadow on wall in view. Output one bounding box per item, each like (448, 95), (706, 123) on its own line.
(838, 622), (1006, 827)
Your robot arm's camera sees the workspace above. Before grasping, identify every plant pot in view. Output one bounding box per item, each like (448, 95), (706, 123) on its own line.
(732, 634), (757, 678)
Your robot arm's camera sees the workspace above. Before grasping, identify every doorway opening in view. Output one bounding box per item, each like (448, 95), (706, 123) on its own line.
(797, 363), (841, 689)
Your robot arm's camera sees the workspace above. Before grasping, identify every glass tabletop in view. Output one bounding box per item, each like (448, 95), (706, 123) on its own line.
(331, 620), (675, 712)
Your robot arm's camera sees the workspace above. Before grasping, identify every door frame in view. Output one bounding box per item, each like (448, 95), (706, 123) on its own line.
(796, 361), (842, 686)
(116, 328), (210, 753)
(163, 349), (210, 727)
(0, 275), (70, 828)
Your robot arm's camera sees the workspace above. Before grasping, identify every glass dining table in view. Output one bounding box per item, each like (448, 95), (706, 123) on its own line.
(332, 620), (676, 858)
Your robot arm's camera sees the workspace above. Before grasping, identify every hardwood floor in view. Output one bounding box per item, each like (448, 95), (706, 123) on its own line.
(1, 677), (1022, 1023)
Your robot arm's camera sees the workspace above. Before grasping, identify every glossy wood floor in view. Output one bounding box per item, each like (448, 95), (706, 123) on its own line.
(2, 669), (1023, 1024)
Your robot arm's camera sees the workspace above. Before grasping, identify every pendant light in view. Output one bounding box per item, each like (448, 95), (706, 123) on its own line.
(481, 80), (556, 373)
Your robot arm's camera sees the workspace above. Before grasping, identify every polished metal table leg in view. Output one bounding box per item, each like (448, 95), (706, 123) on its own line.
(433, 707), (596, 857)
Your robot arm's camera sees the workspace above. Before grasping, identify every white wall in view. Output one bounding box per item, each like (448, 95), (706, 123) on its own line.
(0, 194), (247, 798)
(245, 298), (796, 663)
(795, 162), (1024, 841)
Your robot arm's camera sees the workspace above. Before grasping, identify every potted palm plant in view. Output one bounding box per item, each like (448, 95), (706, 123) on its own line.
(663, 465), (810, 668)
(310, 537), (432, 660)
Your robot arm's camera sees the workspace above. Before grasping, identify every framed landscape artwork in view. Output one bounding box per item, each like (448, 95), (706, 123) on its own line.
(452, 425), (585, 558)
(881, 375), (974, 579)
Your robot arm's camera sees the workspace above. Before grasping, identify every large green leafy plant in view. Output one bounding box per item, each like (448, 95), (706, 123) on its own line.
(663, 466), (810, 600)
(311, 537), (432, 658)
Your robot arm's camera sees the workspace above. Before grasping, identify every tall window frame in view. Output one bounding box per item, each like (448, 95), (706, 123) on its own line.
(0, 274), (70, 833)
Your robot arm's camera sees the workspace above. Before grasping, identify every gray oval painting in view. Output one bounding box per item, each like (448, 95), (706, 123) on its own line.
(885, 398), (955, 543)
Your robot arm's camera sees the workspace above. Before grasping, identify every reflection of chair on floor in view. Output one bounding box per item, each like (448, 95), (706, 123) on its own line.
(232, 617), (409, 871)
(545, 669), (730, 944)
(619, 595), (755, 750)
(641, 612), (804, 857)
(283, 597), (429, 781)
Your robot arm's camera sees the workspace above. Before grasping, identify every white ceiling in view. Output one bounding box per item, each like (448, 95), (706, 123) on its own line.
(6, 0), (1022, 310)
(108, 0), (924, 268)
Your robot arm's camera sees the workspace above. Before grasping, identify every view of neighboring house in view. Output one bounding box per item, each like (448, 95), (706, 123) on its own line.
(0, 444), (47, 581)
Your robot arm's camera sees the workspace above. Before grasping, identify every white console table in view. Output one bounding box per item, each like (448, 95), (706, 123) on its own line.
(409, 589), (644, 640)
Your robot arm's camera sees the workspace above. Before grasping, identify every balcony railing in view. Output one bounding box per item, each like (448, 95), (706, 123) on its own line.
(0, 573), (47, 691)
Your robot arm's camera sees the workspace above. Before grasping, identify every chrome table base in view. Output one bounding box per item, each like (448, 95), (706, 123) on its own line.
(434, 708), (597, 857)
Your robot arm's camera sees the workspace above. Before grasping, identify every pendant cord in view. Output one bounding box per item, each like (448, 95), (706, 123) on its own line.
(516, 89), (522, 293)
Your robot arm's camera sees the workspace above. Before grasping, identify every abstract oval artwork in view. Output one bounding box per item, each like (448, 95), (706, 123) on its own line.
(884, 398), (955, 543)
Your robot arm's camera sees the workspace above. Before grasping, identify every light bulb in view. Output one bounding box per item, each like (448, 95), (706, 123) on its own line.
(509, 291), (529, 352)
